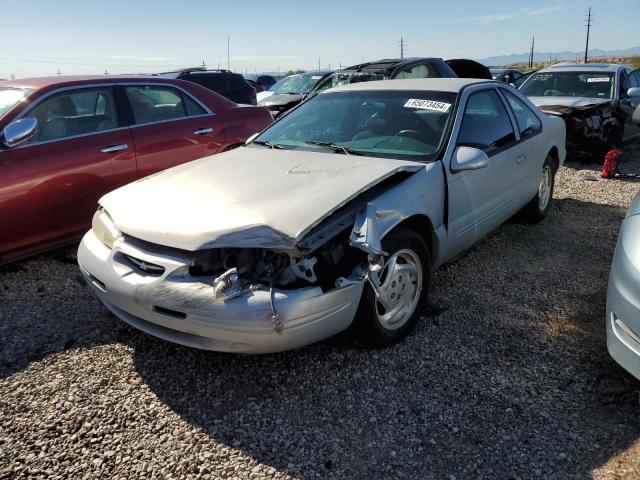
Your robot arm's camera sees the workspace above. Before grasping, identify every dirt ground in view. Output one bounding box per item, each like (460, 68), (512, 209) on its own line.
(1, 145), (639, 479)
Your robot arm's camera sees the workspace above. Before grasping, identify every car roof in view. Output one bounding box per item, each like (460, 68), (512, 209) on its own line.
(539, 63), (626, 73)
(342, 57), (441, 73)
(326, 78), (495, 93)
(0, 75), (187, 90)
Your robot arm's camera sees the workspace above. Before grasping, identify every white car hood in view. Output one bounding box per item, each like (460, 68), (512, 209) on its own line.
(528, 96), (611, 109)
(256, 91), (275, 103)
(100, 148), (423, 251)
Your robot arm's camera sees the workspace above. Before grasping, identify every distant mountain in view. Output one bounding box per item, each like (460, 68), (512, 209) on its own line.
(479, 46), (640, 66)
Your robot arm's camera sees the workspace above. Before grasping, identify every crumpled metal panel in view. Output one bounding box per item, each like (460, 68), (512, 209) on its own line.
(540, 101), (624, 159)
(99, 148), (423, 251)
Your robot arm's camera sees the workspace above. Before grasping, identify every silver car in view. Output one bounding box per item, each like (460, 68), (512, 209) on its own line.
(78, 78), (565, 353)
(607, 191), (640, 380)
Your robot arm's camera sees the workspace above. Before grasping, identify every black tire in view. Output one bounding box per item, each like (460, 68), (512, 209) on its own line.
(352, 229), (431, 347)
(520, 155), (556, 222)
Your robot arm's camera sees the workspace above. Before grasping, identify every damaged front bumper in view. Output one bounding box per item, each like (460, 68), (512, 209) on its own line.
(77, 230), (364, 353)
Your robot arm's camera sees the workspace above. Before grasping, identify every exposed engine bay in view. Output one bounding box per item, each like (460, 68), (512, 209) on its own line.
(189, 227), (369, 297)
(541, 101), (624, 159)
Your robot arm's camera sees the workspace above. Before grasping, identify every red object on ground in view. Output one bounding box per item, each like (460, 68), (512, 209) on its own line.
(601, 149), (621, 179)
(0, 75), (273, 265)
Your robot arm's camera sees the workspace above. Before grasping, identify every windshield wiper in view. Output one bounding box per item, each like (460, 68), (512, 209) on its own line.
(305, 140), (364, 156)
(252, 140), (284, 149)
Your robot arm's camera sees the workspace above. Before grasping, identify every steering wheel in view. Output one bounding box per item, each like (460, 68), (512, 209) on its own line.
(395, 129), (422, 140)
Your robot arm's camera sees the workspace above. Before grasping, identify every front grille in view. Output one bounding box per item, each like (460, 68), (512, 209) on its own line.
(122, 254), (165, 276)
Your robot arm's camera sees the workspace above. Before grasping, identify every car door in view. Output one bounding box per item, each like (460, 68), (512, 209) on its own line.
(499, 88), (545, 203)
(620, 69), (640, 142)
(122, 84), (225, 178)
(445, 88), (519, 256)
(0, 85), (134, 260)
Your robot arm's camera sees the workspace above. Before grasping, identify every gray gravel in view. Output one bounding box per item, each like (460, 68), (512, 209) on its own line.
(1, 146), (640, 479)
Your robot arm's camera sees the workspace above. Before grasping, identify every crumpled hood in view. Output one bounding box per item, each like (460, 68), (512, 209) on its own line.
(100, 148), (423, 251)
(259, 93), (303, 107)
(528, 96), (611, 109)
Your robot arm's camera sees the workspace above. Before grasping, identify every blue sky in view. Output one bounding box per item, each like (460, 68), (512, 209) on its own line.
(0, 0), (638, 78)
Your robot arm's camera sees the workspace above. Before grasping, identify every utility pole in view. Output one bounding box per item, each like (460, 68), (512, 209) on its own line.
(528, 36), (535, 68)
(227, 36), (230, 70)
(201, 60), (206, 69)
(104, 69), (109, 75)
(56, 69), (61, 75)
(399, 36), (405, 58)
(584, 7), (592, 63)
(10, 73), (15, 80)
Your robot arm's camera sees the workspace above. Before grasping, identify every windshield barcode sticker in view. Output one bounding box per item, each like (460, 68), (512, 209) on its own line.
(404, 99), (451, 112)
(587, 77), (610, 83)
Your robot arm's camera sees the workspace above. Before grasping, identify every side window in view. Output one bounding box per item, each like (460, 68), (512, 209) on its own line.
(28, 87), (118, 142)
(628, 70), (640, 89)
(125, 86), (187, 125)
(620, 71), (630, 96)
(457, 89), (516, 154)
(183, 95), (207, 116)
(394, 63), (436, 80)
(503, 90), (542, 139)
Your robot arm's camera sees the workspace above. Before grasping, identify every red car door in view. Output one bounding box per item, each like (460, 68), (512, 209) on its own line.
(0, 86), (136, 262)
(122, 84), (225, 178)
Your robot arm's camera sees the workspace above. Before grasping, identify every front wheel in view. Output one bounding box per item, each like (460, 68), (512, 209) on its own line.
(520, 155), (555, 222)
(352, 229), (431, 347)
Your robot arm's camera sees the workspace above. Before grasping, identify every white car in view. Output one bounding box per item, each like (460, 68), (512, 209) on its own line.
(78, 78), (565, 353)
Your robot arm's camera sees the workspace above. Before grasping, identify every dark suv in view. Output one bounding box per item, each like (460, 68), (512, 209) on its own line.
(160, 68), (257, 105)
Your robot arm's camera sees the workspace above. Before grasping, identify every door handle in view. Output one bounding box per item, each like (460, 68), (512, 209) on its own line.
(516, 154), (526, 164)
(193, 128), (214, 135)
(101, 144), (128, 153)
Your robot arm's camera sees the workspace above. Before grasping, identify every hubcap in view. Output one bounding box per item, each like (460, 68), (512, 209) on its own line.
(538, 165), (552, 211)
(374, 249), (423, 330)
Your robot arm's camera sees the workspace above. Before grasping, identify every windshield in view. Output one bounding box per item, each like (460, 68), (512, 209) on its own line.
(270, 73), (324, 94)
(519, 71), (615, 99)
(0, 88), (30, 119)
(252, 90), (456, 162)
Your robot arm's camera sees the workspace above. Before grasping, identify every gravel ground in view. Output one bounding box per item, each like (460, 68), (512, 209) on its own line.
(1, 146), (640, 480)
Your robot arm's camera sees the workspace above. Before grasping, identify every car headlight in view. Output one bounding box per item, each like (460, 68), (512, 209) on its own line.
(92, 207), (121, 249)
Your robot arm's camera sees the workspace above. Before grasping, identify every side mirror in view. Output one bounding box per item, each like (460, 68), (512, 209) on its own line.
(245, 132), (259, 145)
(450, 146), (489, 173)
(627, 87), (640, 98)
(633, 105), (640, 127)
(3, 117), (38, 147)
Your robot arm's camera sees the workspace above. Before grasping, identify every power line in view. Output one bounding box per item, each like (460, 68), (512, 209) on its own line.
(584, 7), (592, 63)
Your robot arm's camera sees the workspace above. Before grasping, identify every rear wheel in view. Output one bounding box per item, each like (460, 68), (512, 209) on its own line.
(353, 229), (431, 347)
(520, 155), (555, 222)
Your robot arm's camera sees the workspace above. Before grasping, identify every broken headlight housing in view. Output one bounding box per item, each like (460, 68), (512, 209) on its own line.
(92, 207), (121, 249)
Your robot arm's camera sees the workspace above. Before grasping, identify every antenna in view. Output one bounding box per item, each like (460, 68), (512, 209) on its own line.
(318, 57), (321, 71)
(201, 60), (206, 69)
(104, 69), (109, 75)
(399, 36), (405, 58)
(227, 37), (230, 70)
(10, 73), (15, 80)
(584, 7), (592, 63)
(56, 69), (61, 75)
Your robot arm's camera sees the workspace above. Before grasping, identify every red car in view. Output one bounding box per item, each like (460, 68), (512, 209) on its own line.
(0, 76), (273, 264)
